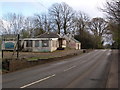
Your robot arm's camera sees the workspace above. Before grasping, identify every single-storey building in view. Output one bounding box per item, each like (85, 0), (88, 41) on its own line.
(2, 32), (81, 52)
(20, 32), (61, 52)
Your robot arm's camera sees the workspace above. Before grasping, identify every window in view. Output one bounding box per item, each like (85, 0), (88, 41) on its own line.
(35, 40), (39, 47)
(42, 40), (49, 47)
(26, 40), (32, 47)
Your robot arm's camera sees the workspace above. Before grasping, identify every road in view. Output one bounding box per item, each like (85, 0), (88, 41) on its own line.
(2, 49), (115, 88)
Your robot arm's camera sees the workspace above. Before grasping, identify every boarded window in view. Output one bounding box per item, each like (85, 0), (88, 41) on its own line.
(52, 40), (57, 47)
(42, 40), (49, 47)
(52, 41), (55, 47)
(35, 40), (39, 47)
(26, 40), (32, 47)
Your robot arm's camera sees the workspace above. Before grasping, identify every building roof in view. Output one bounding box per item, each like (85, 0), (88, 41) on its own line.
(36, 32), (60, 38)
(63, 34), (80, 43)
(71, 37), (80, 43)
(2, 34), (17, 38)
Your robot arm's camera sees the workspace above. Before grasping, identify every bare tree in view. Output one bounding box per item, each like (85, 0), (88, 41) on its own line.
(41, 14), (52, 32)
(88, 17), (108, 48)
(49, 3), (62, 34)
(60, 2), (75, 34)
(34, 14), (43, 30)
(2, 13), (25, 35)
(88, 17), (108, 37)
(24, 17), (36, 37)
(0, 19), (12, 34)
(33, 14), (45, 36)
(49, 2), (74, 34)
(102, 0), (120, 48)
(74, 11), (90, 34)
(34, 14), (52, 35)
(102, 0), (120, 24)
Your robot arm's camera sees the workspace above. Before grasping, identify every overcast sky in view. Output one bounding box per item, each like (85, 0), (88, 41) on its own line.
(0, 0), (108, 18)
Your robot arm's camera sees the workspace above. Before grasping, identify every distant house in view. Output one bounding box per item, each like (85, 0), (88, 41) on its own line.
(2, 32), (81, 52)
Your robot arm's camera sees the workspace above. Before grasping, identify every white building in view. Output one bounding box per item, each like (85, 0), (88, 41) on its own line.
(20, 32), (61, 52)
(2, 32), (81, 52)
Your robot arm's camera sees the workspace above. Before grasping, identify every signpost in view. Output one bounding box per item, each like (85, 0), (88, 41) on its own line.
(1, 34), (20, 60)
(17, 34), (19, 59)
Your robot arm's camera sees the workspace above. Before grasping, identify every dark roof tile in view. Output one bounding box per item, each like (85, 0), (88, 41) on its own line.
(36, 32), (60, 38)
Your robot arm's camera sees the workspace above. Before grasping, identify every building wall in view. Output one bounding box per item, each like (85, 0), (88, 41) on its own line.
(22, 38), (59, 52)
(40, 40), (51, 52)
(75, 43), (81, 50)
(51, 39), (59, 52)
(66, 40), (81, 50)
(62, 40), (67, 48)
(67, 40), (76, 49)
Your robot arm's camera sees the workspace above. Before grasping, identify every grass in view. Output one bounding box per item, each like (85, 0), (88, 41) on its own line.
(27, 49), (73, 61)
(27, 56), (57, 61)
(26, 48), (83, 61)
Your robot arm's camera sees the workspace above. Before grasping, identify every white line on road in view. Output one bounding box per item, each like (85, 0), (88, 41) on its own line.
(109, 49), (112, 52)
(107, 52), (111, 56)
(102, 50), (107, 52)
(64, 65), (76, 72)
(20, 74), (56, 88)
(95, 50), (98, 51)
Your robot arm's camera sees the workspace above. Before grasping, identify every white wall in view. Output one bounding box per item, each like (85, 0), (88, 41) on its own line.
(51, 39), (59, 52)
(76, 43), (81, 50)
(23, 38), (59, 52)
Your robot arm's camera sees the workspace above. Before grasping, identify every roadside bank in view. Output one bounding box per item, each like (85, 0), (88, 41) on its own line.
(106, 50), (118, 88)
(2, 49), (92, 74)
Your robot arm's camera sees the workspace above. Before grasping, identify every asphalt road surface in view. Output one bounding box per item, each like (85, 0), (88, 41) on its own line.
(2, 49), (114, 88)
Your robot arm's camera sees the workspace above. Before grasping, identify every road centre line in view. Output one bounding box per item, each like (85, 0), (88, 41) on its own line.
(78, 50), (98, 59)
(63, 50), (101, 72)
(107, 52), (111, 56)
(106, 49), (111, 56)
(20, 74), (56, 88)
(64, 65), (76, 72)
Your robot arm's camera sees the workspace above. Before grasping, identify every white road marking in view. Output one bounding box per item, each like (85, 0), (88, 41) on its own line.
(107, 52), (111, 56)
(20, 74), (56, 88)
(109, 49), (112, 52)
(64, 65), (76, 72)
(52, 61), (67, 66)
(106, 49), (112, 56)
(102, 50), (107, 52)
